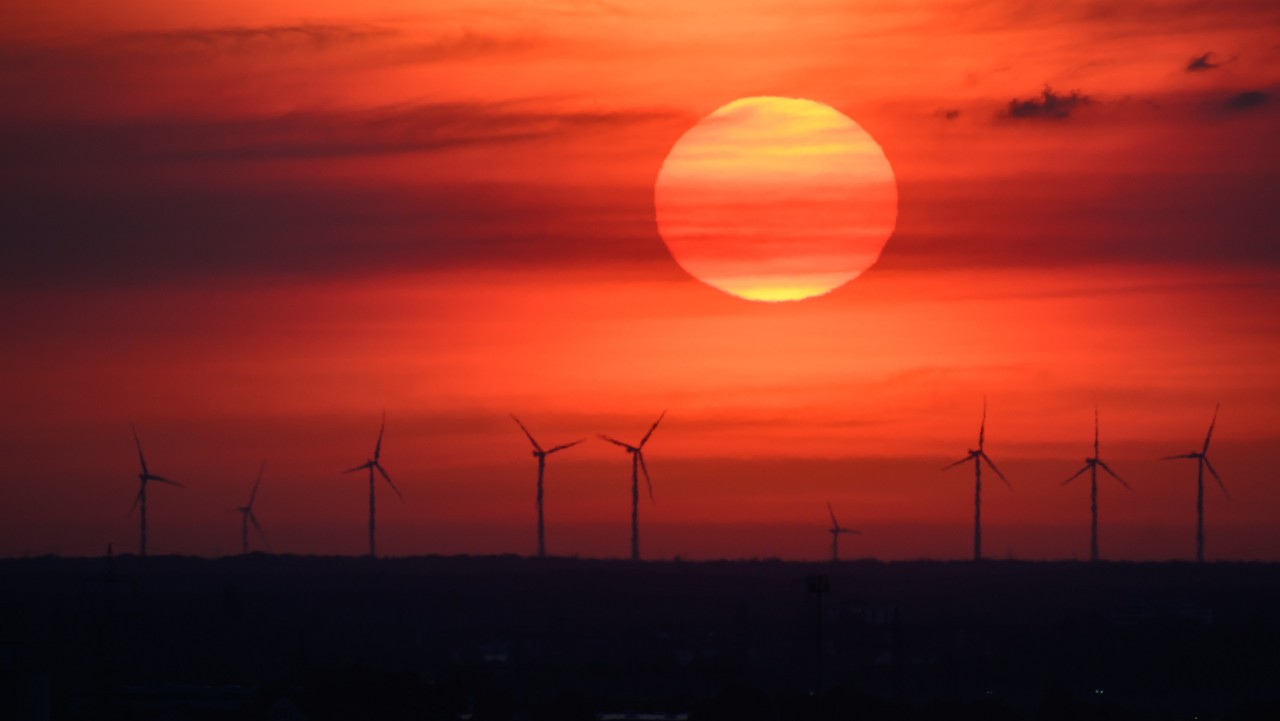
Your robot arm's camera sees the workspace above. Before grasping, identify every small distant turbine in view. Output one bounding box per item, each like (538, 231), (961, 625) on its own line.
(1062, 407), (1131, 562)
(343, 412), (403, 558)
(238, 461), (269, 555)
(942, 398), (1011, 561)
(599, 411), (665, 562)
(129, 425), (183, 558)
(826, 502), (861, 562)
(511, 415), (584, 558)
(1162, 404), (1227, 563)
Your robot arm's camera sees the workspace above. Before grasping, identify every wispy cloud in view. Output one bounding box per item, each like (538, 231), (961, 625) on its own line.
(112, 23), (397, 53)
(1223, 90), (1269, 111)
(2, 101), (685, 164)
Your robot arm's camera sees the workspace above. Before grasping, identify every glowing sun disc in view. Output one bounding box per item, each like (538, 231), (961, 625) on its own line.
(654, 97), (898, 302)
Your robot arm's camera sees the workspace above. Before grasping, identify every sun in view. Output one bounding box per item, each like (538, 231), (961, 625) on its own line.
(654, 97), (898, 302)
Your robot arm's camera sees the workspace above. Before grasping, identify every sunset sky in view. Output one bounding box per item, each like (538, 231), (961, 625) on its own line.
(2, 0), (1278, 561)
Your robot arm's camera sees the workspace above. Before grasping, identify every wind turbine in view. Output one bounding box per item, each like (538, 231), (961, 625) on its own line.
(599, 411), (665, 561)
(129, 425), (183, 558)
(1062, 407), (1131, 562)
(511, 415), (584, 558)
(343, 412), (403, 558)
(826, 502), (861, 562)
(1162, 404), (1227, 563)
(942, 398), (1011, 561)
(238, 461), (269, 555)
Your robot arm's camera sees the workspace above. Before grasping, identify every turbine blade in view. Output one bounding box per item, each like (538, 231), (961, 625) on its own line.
(1094, 406), (1100, 457)
(1203, 403), (1219, 453)
(638, 452), (654, 502)
(640, 410), (666, 448)
(343, 462), (370, 474)
(1061, 464), (1090, 486)
(376, 463), (404, 501)
(1097, 460), (1132, 491)
(249, 513), (270, 550)
(148, 475), (184, 488)
(545, 439), (585, 454)
(827, 501), (839, 529)
(941, 456), (971, 471)
(374, 411), (386, 462)
(981, 453), (1011, 489)
(598, 434), (633, 450)
(978, 397), (987, 450)
(1160, 453), (1198, 460)
(1203, 456), (1228, 498)
(248, 461), (265, 508)
(128, 488), (143, 516)
(131, 424), (149, 476)
(510, 415), (543, 453)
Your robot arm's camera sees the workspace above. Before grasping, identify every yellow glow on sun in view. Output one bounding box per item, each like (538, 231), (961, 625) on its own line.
(654, 96), (898, 302)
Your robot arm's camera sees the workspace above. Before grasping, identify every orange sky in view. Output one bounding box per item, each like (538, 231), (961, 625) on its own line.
(2, 0), (1279, 560)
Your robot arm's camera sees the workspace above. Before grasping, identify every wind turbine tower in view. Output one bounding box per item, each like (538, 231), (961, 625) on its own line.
(129, 426), (183, 558)
(511, 415), (584, 558)
(599, 411), (665, 561)
(1062, 408), (1131, 562)
(1162, 404), (1227, 563)
(238, 461), (269, 555)
(344, 412), (403, 558)
(826, 502), (861, 562)
(942, 399), (1011, 561)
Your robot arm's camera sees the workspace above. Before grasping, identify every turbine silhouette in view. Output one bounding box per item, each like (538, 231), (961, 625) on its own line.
(942, 398), (1010, 561)
(129, 425), (183, 558)
(512, 415), (584, 558)
(343, 412), (403, 558)
(1162, 404), (1227, 563)
(238, 461), (269, 555)
(826, 502), (861, 562)
(599, 411), (665, 561)
(1062, 407), (1131, 562)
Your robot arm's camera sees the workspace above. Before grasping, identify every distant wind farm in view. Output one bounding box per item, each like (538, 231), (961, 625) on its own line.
(96, 402), (1247, 563)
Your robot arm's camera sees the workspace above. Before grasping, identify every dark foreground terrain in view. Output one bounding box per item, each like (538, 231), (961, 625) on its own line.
(3, 554), (1280, 720)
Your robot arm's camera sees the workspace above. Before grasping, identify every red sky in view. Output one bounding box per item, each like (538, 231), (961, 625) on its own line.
(2, 0), (1279, 561)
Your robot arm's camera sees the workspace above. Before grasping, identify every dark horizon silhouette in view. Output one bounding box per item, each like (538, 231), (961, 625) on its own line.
(6, 553), (1280, 720)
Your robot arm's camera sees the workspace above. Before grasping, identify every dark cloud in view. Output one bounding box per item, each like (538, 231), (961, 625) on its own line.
(0, 100), (689, 289)
(0, 101), (686, 165)
(1224, 90), (1269, 111)
(1003, 86), (1092, 120)
(880, 167), (1280, 272)
(0, 177), (670, 291)
(1185, 52), (1218, 72)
